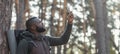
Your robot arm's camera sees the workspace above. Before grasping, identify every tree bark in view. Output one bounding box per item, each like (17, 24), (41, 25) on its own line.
(50, 0), (57, 54)
(15, 0), (29, 29)
(0, 0), (13, 54)
(40, 0), (47, 21)
(93, 0), (110, 54)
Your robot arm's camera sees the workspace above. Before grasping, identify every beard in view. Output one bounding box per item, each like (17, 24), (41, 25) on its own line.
(36, 26), (46, 33)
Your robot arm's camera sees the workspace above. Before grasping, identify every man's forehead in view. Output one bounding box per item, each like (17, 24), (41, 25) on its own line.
(33, 18), (42, 22)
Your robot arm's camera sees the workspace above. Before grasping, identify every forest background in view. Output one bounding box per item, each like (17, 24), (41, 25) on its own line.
(0, 0), (120, 54)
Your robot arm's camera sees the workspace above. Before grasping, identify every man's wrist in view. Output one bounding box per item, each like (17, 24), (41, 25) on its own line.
(68, 21), (73, 24)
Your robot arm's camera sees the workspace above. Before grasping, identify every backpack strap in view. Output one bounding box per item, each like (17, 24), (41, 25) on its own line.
(14, 30), (25, 46)
(43, 36), (51, 50)
(43, 37), (50, 46)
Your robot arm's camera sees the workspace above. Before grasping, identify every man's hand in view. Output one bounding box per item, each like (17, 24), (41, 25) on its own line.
(67, 12), (74, 24)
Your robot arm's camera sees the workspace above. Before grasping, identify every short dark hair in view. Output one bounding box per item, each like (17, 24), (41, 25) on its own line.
(25, 17), (37, 30)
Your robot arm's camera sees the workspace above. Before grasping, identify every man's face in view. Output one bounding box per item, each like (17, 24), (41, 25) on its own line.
(31, 18), (46, 33)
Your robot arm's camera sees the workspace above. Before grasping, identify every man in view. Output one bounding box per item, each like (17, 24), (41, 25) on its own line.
(16, 12), (74, 54)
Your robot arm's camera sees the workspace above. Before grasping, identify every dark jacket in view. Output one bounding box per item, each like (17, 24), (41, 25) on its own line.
(16, 23), (72, 54)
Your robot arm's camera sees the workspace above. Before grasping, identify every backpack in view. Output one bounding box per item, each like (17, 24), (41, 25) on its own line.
(14, 30), (26, 46)
(7, 30), (26, 54)
(7, 30), (50, 54)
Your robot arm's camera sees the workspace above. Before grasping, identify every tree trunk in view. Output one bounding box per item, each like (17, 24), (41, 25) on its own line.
(40, 0), (47, 21)
(62, 1), (67, 54)
(63, 45), (67, 54)
(0, 0), (12, 54)
(93, 0), (110, 54)
(103, 1), (110, 54)
(89, 0), (97, 53)
(57, 46), (61, 54)
(15, 0), (29, 29)
(62, 0), (67, 31)
(50, 0), (57, 54)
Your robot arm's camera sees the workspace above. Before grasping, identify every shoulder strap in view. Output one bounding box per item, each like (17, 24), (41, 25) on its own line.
(43, 36), (51, 50)
(43, 36), (50, 46)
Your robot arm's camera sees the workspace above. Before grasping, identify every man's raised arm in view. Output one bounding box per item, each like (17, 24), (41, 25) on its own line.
(47, 12), (74, 46)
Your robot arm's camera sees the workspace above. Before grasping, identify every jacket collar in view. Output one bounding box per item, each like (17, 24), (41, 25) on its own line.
(21, 31), (44, 41)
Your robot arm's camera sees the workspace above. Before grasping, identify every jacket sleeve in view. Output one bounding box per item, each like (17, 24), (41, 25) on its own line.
(47, 23), (72, 46)
(16, 39), (29, 54)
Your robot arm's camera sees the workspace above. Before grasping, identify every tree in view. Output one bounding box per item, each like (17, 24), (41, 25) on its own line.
(93, 0), (110, 54)
(15, 0), (30, 29)
(50, 0), (57, 54)
(0, 0), (13, 54)
(40, 0), (47, 20)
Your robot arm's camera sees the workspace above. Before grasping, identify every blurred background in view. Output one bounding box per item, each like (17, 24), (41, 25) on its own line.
(9, 0), (120, 54)
(0, 0), (120, 54)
